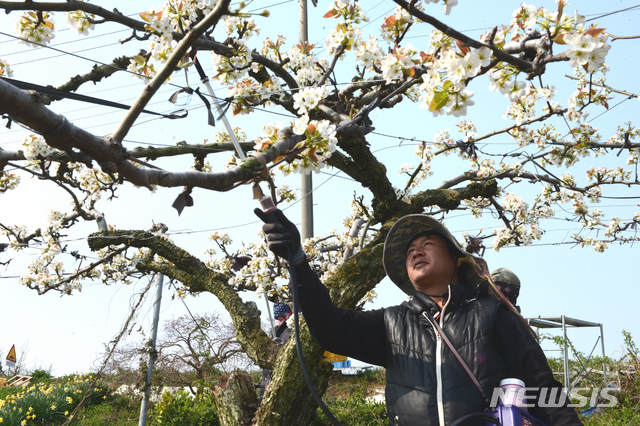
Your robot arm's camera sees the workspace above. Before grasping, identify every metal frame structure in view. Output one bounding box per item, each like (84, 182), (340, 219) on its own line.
(526, 316), (606, 392)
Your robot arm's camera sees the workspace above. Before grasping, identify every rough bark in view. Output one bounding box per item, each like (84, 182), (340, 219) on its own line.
(211, 372), (259, 426)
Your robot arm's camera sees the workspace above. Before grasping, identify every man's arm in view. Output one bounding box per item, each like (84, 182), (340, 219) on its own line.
(255, 208), (387, 366)
(293, 259), (387, 367)
(496, 308), (583, 425)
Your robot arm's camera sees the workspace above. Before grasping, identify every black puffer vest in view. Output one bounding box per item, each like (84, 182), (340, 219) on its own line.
(384, 285), (507, 425)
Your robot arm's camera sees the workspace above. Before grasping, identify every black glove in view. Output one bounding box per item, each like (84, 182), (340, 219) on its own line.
(254, 208), (305, 263)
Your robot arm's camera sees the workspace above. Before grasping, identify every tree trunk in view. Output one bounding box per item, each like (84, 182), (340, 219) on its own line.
(212, 372), (259, 425)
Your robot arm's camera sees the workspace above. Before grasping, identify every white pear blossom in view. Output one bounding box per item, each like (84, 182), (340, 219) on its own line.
(356, 36), (384, 70)
(292, 86), (331, 115)
(16, 11), (55, 46)
(65, 8), (95, 35)
(565, 31), (610, 73)
(293, 115), (310, 135)
(0, 58), (13, 77)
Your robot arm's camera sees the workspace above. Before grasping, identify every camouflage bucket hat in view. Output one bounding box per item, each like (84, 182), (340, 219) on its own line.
(382, 214), (483, 295)
(490, 268), (521, 304)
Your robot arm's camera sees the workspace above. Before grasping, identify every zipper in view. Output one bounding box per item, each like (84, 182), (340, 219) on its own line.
(429, 286), (452, 426)
(433, 320), (445, 426)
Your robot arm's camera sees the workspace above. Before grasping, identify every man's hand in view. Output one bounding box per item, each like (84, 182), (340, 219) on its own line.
(254, 209), (305, 263)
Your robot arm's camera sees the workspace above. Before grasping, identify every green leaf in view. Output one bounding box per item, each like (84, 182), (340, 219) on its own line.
(429, 91), (449, 111)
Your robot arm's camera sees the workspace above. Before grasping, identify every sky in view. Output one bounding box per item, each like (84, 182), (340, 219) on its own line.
(0, 0), (639, 379)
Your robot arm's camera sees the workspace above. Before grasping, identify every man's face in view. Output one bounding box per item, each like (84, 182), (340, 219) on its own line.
(405, 234), (459, 293)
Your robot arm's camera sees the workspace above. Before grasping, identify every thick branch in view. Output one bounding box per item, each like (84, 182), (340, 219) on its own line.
(87, 229), (280, 368)
(409, 180), (499, 213)
(0, 77), (305, 191)
(332, 134), (397, 221)
(0, 2), (148, 30)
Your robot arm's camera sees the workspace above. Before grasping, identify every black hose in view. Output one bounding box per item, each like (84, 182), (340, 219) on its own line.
(288, 250), (342, 426)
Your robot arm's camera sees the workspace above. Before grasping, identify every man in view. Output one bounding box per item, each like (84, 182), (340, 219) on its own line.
(491, 268), (521, 312)
(256, 210), (582, 425)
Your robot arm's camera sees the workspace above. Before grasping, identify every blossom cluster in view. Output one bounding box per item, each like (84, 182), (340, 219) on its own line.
(285, 118), (338, 175)
(488, 66), (528, 103)
(141, 0), (220, 36)
(323, 1), (368, 56)
(535, 174), (626, 251)
(607, 124), (640, 166)
(0, 171), (20, 192)
(206, 202), (377, 309)
(127, 55), (158, 80)
(380, 44), (418, 84)
(130, 1), (222, 79)
(491, 192), (553, 250)
(563, 29), (610, 74)
(227, 76), (282, 115)
(418, 46), (492, 117)
(77, 166), (118, 204)
(19, 210), (83, 294)
(210, 40), (253, 84)
(0, 58), (13, 77)
(292, 86), (332, 115)
(501, 84), (554, 125)
(280, 42), (329, 86)
(355, 35), (384, 71)
(22, 134), (60, 167)
(510, 2), (585, 42)
(206, 232), (284, 297)
(96, 244), (147, 286)
(206, 14), (261, 84)
(399, 143), (435, 194)
(380, 6), (418, 44)
(536, 127), (598, 169)
(15, 11), (55, 46)
(65, 1), (95, 36)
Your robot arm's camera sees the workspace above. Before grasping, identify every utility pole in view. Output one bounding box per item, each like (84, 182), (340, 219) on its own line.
(139, 225), (167, 426)
(299, 0), (314, 240)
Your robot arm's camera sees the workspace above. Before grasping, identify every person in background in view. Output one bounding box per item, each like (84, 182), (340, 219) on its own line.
(257, 300), (292, 402)
(491, 267), (521, 313)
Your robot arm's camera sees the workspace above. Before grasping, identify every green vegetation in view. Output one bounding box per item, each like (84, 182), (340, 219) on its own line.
(311, 368), (387, 426)
(0, 373), (109, 425)
(1, 333), (638, 425)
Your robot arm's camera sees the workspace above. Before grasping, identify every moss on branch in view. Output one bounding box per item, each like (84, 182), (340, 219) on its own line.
(408, 180), (499, 214)
(131, 141), (256, 161)
(56, 56), (132, 95)
(331, 135), (397, 220)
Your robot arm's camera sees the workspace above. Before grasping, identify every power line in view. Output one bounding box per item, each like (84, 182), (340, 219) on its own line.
(585, 4), (640, 22)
